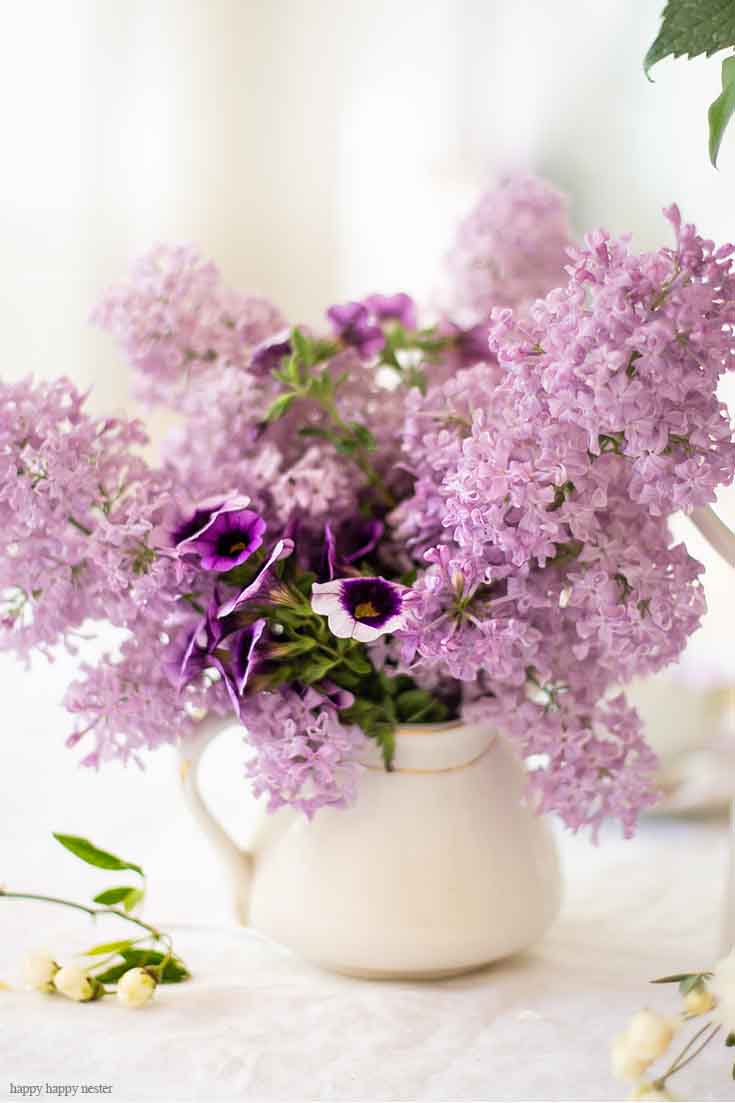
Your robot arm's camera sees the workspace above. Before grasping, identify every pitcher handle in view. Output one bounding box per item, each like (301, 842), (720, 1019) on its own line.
(691, 505), (735, 569)
(178, 715), (254, 924)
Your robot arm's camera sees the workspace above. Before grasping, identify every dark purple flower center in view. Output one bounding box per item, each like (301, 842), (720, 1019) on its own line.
(217, 529), (255, 558)
(171, 503), (224, 547)
(340, 577), (402, 626)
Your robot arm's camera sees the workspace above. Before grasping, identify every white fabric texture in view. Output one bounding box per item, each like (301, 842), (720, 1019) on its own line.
(1, 653), (733, 1101)
(2, 813), (733, 1098)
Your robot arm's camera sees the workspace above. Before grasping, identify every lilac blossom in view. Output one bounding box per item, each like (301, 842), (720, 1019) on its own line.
(444, 174), (573, 324)
(92, 244), (285, 404)
(7, 190), (735, 842)
(239, 688), (365, 818)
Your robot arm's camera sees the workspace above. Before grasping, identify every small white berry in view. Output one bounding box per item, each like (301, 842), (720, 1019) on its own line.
(626, 1009), (676, 1062)
(53, 964), (97, 1002)
(611, 1032), (650, 1083)
(116, 966), (156, 1008)
(22, 950), (59, 993)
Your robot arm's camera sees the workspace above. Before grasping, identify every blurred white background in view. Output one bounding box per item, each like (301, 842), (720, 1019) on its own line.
(2, 0), (735, 920)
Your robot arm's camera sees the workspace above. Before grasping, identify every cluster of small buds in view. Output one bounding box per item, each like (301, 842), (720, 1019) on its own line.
(612, 1009), (677, 1084)
(610, 962), (732, 1098)
(22, 950), (156, 1008)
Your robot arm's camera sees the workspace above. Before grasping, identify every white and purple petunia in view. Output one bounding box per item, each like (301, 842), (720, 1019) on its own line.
(311, 576), (409, 642)
(187, 506), (267, 572)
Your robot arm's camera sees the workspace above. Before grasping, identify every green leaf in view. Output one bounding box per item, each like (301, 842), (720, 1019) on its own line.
(679, 974), (706, 995)
(650, 973), (694, 984)
(290, 327), (313, 366)
(94, 949), (190, 985)
(645, 0), (735, 77)
(341, 649), (373, 676)
(350, 423), (377, 451)
(82, 938), (138, 957)
(709, 54), (735, 163)
(92, 886), (136, 907)
(299, 654), (339, 684)
(53, 833), (144, 877)
(264, 393), (297, 423)
(395, 689), (450, 724)
(726, 1032), (735, 1046)
(375, 724), (396, 771)
(299, 426), (333, 442)
(122, 888), (144, 913)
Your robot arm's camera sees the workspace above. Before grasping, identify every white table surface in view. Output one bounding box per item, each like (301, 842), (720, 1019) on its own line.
(1, 652), (734, 1102)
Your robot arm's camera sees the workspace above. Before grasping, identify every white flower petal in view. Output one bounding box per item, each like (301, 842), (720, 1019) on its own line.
(350, 621), (382, 643)
(326, 608), (359, 639)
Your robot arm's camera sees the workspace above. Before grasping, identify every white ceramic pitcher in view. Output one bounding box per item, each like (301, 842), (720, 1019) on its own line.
(179, 716), (562, 979)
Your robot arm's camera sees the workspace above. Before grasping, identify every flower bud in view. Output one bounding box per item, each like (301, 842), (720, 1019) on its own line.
(116, 966), (156, 1008)
(611, 1033), (650, 1083)
(683, 984), (715, 1016)
(22, 950), (59, 993)
(711, 950), (735, 1034)
(626, 1009), (676, 1062)
(53, 964), (99, 1002)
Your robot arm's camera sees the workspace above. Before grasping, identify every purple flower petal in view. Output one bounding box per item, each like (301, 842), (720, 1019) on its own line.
(229, 618), (267, 695)
(250, 334), (292, 375)
(189, 508), (267, 572)
(168, 494), (253, 551)
(217, 538), (295, 618)
(365, 292), (417, 330)
(326, 301), (385, 359)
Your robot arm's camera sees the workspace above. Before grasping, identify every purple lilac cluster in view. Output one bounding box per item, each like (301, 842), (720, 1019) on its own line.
(90, 244), (285, 404)
(397, 205), (735, 835)
(3, 177), (734, 837)
(445, 175), (572, 324)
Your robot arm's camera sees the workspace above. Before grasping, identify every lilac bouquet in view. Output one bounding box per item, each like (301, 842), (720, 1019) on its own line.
(3, 177), (735, 837)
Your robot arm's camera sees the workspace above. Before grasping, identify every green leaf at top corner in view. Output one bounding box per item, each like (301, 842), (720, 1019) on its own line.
(53, 833), (144, 877)
(644, 0), (735, 78)
(709, 54), (735, 164)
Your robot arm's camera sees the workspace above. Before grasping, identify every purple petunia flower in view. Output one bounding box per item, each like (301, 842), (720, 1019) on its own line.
(249, 333), (292, 375)
(323, 518), (384, 580)
(311, 576), (408, 642)
(188, 507), (266, 572)
(365, 292), (417, 330)
(227, 619), (268, 696)
(163, 598), (224, 692)
(326, 302), (385, 359)
(217, 537), (295, 618)
(167, 494), (253, 552)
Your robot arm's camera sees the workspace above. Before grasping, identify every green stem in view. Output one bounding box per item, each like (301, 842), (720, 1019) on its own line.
(68, 515), (93, 537)
(0, 890), (163, 941)
(319, 396), (396, 508)
(654, 1020), (721, 1088)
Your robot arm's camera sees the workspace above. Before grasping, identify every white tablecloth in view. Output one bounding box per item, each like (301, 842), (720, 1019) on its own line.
(1, 652), (734, 1101)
